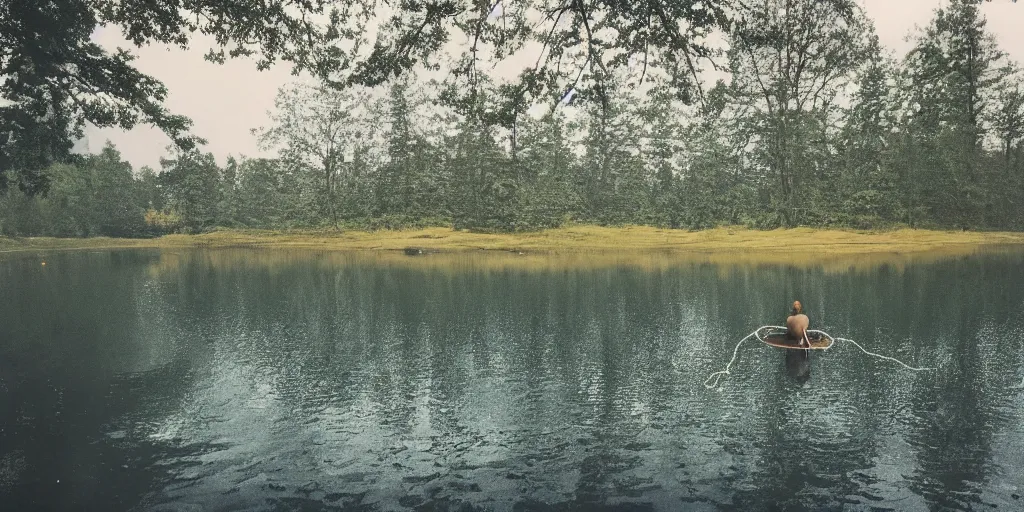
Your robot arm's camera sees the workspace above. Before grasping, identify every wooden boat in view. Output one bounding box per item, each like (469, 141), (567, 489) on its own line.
(758, 329), (834, 350)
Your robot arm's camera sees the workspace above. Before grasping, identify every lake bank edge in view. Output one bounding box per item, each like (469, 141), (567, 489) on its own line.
(4, 225), (1024, 255)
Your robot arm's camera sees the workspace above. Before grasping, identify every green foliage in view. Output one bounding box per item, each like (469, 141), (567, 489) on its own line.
(143, 209), (183, 234)
(255, 82), (374, 227)
(1, 0), (737, 197)
(0, 143), (146, 236)
(159, 151), (222, 233)
(448, 125), (520, 231)
(4, 0), (1024, 237)
(0, 0), (206, 195)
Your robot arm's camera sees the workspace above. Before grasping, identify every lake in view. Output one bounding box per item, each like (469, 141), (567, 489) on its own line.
(2, 248), (1023, 511)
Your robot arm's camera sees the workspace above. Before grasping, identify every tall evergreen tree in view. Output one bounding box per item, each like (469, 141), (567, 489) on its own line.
(841, 36), (902, 224)
(516, 110), (582, 228)
(903, 0), (1008, 227)
(84, 142), (143, 236)
(159, 150), (222, 232)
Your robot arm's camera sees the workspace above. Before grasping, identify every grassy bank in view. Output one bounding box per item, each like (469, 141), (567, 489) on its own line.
(4, 225), (1024, 254)
(4, 226), (1024, 273)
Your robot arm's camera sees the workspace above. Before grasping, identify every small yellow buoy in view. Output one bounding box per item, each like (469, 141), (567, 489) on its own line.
(41, 261), (46, 266)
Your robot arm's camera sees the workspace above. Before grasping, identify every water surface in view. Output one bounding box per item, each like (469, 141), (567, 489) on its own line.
(2, 248), (1023, 511)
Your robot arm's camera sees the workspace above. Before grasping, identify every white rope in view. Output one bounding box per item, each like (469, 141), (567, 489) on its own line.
(704, 325), (934, 389)
(828, 335), (935, 371)
(753, 325), (789, 344)
(703, 326), (775, 389)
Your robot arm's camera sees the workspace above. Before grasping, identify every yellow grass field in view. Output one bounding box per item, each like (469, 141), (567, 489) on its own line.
(3, 226), (1024, 272)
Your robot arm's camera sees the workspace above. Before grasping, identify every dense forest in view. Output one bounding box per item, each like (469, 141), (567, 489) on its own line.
(2, 0), (1023, 236)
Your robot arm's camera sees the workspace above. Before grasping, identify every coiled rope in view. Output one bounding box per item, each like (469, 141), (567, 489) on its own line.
(703, 325), (935, 389)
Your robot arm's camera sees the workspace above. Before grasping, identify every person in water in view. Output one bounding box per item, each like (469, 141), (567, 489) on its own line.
(786, 300), (811, 347)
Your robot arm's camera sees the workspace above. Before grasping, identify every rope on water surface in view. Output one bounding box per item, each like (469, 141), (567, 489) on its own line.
(704, 325), (935, 389)
(702, 326), (774, 389)
(825, 334), (935, 372)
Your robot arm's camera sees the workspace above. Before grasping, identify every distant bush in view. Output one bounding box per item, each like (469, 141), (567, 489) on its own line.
(144, 209), (184, 235)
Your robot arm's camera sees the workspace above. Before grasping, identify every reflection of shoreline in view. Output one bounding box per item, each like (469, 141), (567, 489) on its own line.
(52, 243), (1020, 279)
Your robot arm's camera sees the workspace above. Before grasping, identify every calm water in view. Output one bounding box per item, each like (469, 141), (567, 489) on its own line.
(2, 248), (1024, 511)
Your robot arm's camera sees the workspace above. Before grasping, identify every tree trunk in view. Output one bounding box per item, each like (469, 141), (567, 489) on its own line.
(325, 165), (338, 229)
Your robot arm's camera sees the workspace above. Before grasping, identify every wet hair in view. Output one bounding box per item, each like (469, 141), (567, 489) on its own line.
(791, 300), (803, 315)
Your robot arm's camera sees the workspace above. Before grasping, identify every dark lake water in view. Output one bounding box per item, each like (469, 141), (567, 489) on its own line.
(2, 248), (1024, 511)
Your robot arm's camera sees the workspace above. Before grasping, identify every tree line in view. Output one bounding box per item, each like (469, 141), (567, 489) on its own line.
(2, 0), (1023, 237)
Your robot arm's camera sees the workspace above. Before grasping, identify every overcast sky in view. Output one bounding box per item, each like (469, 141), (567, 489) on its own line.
(82, 0), (1024, 172)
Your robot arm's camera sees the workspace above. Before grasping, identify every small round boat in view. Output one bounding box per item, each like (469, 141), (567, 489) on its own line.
(757, 328), (834, 350)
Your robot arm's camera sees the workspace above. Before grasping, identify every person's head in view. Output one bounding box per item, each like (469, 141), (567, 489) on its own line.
(791, 300), (803, 315)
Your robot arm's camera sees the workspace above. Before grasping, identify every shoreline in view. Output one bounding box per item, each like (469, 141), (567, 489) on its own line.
(6, 227), (1024, 252)
(4, 226), (1024, 273)
(3, 226), (1024, 254)
(2, 226), (1024, 272)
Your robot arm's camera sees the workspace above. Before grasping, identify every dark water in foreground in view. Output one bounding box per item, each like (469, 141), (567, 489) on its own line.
(2, 249), (1024, 511)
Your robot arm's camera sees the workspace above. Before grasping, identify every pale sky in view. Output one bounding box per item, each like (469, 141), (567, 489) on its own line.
(82, 0), (1024, 172)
